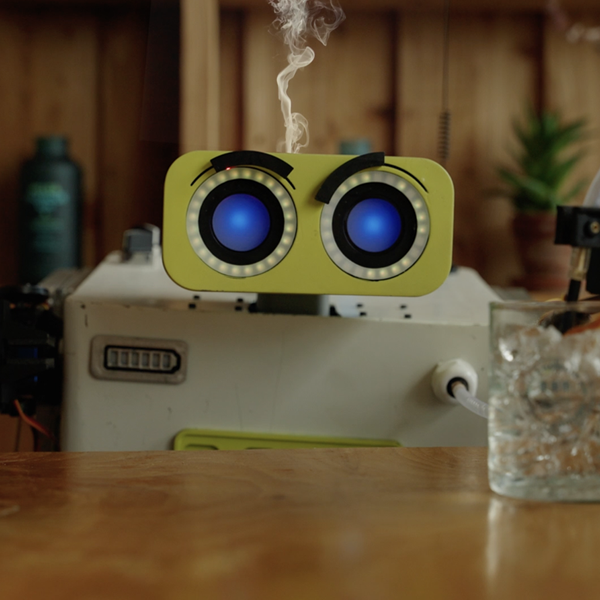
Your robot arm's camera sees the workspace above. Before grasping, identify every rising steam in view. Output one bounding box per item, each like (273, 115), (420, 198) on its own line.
(270, 0), (345, 154)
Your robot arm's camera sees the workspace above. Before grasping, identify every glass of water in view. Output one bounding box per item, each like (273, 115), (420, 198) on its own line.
(489, 300), (600, 501)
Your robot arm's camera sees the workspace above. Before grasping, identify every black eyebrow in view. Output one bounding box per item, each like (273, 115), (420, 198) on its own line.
(191, 150), (295, 189)
(191, 165), (213, 187)
(315, 152), (427, 204)
(383, 164), (428, 193)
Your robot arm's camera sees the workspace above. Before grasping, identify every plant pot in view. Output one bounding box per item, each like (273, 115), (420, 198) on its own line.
(512, 212), (571, 291)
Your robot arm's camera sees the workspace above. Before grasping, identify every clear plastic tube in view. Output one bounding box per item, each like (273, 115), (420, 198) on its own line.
(451, 381), (489, 419)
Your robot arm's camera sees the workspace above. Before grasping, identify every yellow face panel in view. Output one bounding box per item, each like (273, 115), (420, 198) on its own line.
(163, 151), (454, 297)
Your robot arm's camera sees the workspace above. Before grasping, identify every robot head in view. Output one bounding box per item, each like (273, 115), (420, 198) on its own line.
(163, 150), (453, 296)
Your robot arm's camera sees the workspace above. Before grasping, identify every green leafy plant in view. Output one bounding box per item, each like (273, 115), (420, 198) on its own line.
(497, 108), (589, 213)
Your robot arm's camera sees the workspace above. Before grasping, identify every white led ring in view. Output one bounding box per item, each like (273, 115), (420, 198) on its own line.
(320, 170), (430, 281)
(186, 167), (297, 278)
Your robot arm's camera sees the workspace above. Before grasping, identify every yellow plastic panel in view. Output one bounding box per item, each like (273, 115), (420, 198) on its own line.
(163, 151), (454, 297)
(173, 429), (401, 451)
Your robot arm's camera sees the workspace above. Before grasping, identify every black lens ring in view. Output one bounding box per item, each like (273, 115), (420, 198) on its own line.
(199, 179), (285, 266)
(331, 182), (418, 269)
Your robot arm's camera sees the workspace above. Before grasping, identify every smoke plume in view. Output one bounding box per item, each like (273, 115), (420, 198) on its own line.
(270, 0), (345, 154)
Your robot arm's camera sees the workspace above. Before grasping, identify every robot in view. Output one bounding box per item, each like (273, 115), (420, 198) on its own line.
(3, 151), (501, 450)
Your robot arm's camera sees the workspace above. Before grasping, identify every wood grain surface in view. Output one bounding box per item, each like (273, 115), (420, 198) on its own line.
(1, 447), (599, 600)
(0, 7), (99, 280)
(221, 0), (600, 10)
(180, 0), (220, 153)
(0, 0), (598, 10)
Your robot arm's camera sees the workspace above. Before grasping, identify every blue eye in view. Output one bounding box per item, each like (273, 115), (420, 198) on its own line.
(346, 198), (401, 253)
(212, 193), (271, 252)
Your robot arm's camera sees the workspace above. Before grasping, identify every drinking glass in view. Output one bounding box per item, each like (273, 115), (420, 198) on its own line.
(489, 300), (600, 501)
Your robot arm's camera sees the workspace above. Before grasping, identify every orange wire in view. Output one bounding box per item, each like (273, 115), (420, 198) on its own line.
(13, 400), (56, 444)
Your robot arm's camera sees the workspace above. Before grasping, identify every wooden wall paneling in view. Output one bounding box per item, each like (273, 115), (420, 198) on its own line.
(179, 0), (220, 153)
(4, 0), (600, 10)
(137, 0), (181, 236)
(399, 13), (540, 286)
(243, 10), (395, 155)
(449, 14), (541, 287)
(395, 11), (444, 162)
(242, 10), (279, 152)
(23, 8), (101, 271)
(0, 7), (99, 283)
(140, 0), (180, 146)
(221, 0), (600, 10)
(544, 12), (600, 202)
(98, 6), (170, 258)
(219, 10), (243, 151)
(0, 17), (17, 285)
(0, 10), (28, 286)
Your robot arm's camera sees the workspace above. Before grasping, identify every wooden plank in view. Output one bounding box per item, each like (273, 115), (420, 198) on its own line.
(180, 0), (220, 152)
(241, 10), (279, 152)
(140, 0), (180, 146)
(0, 0), (149, 5)
(243, 10), (395, 155)
(4, 448), (600, 598)
(0, 7), (99, 283)
(98, 6), (172, 258)
(1, 0), (599, 15)
(399, 13), (541, 286)
(544, 12), (600, 203)
(0, 4), (176, 277)
(0, 10), (28, 286)
(396, 12), (445, 161)
(219, 9), (244, 151)
(2, 0), (600, 11)
(222, 0), (600, 11)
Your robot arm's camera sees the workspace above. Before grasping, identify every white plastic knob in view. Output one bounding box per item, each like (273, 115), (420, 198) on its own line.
(431, 359), (479, 405)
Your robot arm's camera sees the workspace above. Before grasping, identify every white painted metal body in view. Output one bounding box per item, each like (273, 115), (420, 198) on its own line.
(61, 248), (500, 450)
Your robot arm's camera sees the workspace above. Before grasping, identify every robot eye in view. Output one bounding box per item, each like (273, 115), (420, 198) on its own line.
(318, 154), (430, 281)
(186, 166), (297, 278)
(346, 197), (402, 253)
(212, 193), (271, 253)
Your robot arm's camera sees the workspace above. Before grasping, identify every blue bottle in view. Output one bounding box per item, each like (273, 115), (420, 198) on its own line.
(18, 136), (83, 284)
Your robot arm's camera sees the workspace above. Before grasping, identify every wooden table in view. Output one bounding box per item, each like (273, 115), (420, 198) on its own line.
(1, 447), (599, 600)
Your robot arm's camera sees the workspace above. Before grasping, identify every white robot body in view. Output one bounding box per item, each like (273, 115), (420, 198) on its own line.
(60, 248), (499, 450)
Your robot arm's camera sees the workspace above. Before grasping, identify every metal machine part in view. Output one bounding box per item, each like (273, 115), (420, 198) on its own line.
(122, 224), (161, 263)
(554, 193), (600, 298)
(37, 268), (91, 319)
(0, 285), (61, 418)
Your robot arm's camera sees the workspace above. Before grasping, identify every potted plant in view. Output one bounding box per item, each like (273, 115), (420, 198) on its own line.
(496, 107), (589, 290)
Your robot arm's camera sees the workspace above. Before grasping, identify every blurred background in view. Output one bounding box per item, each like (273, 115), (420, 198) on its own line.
(1, 0), (600, 445)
